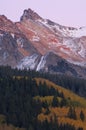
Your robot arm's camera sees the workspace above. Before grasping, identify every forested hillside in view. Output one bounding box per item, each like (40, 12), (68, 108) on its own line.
(0, 66), (86, 130)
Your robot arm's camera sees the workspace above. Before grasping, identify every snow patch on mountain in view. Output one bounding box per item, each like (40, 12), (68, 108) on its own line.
(17, 54), (38, 70)
(60, 48), (70, 54)
(48, 42), (58, 48)
(78, 44), (86, 58)
(31, 35), (40, 42)
(63, 38), (86, 58)
(36, 56), (46, 71)
(59, 27), (86, 37)
(17, 38), (24, 48)
(52, 25), (86, 37)
(11, 33), (15, 38)
(3, 52), (9, 60)
(0, 33), (3, 37)
(38, 19), (86, 38)
(63, 39), (78, 51)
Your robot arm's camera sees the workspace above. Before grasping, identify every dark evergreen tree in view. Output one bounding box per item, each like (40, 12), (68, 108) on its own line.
(44, 107), (50, 115)
(52, 96), (59, 107)
(80, 110), (85, 121)
(68, 107), (77, 120)
(42, 101), (49, 108)
(60, 97), (68, 107)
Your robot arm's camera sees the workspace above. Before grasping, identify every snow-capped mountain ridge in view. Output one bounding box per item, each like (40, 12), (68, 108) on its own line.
(38, 19), (86, 38)
(0, 8), (86, 79)
(20, 8), (86, 38)
(16, 9), (86, 67)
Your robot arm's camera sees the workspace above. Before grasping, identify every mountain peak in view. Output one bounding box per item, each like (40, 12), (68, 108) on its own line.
(20, 8), (42, 21)
(0, 15), (20, 33)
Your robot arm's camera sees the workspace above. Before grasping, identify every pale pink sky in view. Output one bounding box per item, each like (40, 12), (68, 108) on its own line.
(0, 0), (86, 27)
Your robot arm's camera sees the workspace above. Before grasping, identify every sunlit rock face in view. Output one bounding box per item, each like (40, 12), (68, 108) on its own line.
(0, 8), (86, 79)
(18, 9), (86, 67)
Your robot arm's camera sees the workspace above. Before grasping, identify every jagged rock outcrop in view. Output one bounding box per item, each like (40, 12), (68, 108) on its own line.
(20, 8), (42, 21)
(0, 8), (86, 79)
(17, 9), (86, 67)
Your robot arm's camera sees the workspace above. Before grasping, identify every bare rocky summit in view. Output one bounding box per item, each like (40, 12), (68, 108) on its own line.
(0, 8), (86, 79)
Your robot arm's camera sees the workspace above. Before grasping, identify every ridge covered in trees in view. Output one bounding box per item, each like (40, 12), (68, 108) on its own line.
(0, 66), (85, 130)
(0, 66), (86, 97)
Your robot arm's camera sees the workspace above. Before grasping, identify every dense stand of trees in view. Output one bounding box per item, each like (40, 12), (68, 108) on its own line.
(0, 66), (86, 97)
(34, 119), (77, 130)
(0, 65), (86, 97)
(0, 66), (85, 130)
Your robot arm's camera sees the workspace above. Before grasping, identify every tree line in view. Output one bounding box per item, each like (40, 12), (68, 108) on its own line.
(0, 66), (85, 130)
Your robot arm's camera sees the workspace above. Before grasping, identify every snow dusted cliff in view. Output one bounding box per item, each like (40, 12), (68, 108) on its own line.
(0, 8), (86, 79)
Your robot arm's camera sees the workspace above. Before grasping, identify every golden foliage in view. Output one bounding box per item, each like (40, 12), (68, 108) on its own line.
(35, 78), (86, 107)
(38, 107), (86, 130)
(34, 96), (54, 105)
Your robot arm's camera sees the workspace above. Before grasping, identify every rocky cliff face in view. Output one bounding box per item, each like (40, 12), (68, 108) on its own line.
(17, 9), (86, 67)
(0, 8), (86, 79)
(0, 14), (41, 68)
(20, 8), (42, 21)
